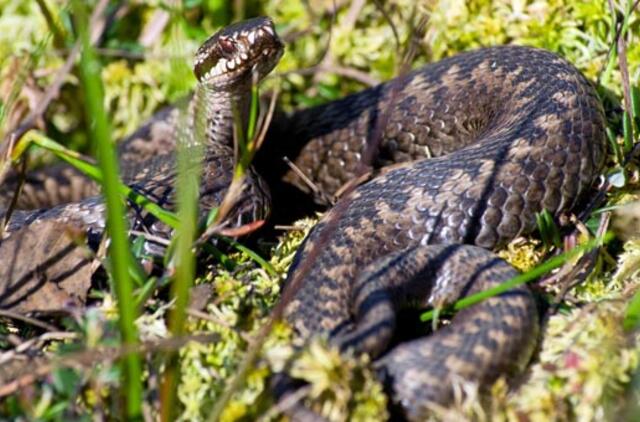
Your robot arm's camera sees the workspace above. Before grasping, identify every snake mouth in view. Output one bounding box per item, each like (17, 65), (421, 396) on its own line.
(194, 17), (284, 87)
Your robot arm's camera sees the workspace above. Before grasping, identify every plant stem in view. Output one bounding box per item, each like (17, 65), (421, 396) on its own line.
(421, 233), (613, 322)
(71, 1), (142, 418)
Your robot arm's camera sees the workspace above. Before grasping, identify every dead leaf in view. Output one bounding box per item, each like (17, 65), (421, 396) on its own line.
(0, 220), (96, 313)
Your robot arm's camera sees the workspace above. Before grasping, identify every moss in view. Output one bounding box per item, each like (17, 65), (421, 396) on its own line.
(283, 339), (388, 422)
(175, 225), (303, 421)
(265, 0), (426, 109)
(269, 217), (317, 274)
(505, 299), (640, 420)
(498, 238), (545, 273)
(0, 1), (49, 60)
(102, 60), (170, 139)
(614, 239), (640, 283)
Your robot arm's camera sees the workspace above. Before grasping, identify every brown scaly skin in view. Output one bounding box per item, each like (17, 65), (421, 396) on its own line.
(275, 46), (606, 419)
(348, 245), (536, 419)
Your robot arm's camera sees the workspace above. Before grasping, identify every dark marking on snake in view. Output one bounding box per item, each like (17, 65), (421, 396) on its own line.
(0, 17), (606, 420)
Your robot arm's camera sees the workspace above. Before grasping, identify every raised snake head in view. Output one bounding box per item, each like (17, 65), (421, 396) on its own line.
(193, 16), (284, 88)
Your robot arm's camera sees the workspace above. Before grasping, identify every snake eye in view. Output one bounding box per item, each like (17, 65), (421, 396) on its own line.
(218, 37), (236, 58)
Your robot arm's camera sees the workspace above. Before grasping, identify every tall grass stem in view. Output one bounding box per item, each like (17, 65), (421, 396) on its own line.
(71, 1), (142, 417)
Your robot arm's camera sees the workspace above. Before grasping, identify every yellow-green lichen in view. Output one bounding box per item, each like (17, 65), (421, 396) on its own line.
(285, 339), (388, 422)
(498, 237), (545, 273)
(505, 299), (640, 420)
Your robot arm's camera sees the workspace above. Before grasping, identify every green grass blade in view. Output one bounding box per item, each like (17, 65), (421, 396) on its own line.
(160, 16), (204, 421)
(420, 233), (613, 322)
(535, 209), (561, 248)
(160, 118), (203, 421)
(17, 131), (180, 228)
(623, 111), (633, 153)
(632, 85), (640, 124)
(246, 82), (259, 146)
(606, 126), (623, 164)
(624, 289), (640, 331)
(220, 236), (277, 276)
(71, 1), (142, 417)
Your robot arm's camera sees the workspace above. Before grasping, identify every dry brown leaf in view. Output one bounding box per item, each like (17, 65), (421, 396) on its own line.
(0, 221), (96, 313)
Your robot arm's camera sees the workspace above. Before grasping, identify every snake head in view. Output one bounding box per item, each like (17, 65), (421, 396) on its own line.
(194, 17), (283, 88)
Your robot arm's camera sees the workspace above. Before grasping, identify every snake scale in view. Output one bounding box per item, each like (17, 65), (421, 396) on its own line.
(0, 17), (606, 420)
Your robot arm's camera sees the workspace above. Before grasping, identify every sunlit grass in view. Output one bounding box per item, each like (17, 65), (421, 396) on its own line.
(159, 15), (205, 418)
(71, 0), (141, 418)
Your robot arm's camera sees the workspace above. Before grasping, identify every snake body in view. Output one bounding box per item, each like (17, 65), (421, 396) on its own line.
(0, 18), (607, 420)
(1, 18), (284, 238)
(0, 18), (281, 305)
(268, 45), (606, 418)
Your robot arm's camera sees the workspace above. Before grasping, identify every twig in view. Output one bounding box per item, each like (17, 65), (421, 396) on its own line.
(280, 0), (350, 44)
(278, 64), (380, 87)
(274, 225), (306, 231)
(138, 8), (171, 48)
(0, 333), (219, 398)
(129, 230), (171, 247)
(0, 310), (60, 332)
(282, 156), (330, 203)
(255, 88), (280, 151)
(342, 0), (366, 29)
(616, 16), (633, 121)
(311, 0), (363, 85)
(0, 331), (78, 365)
(372, 0), (401, 53)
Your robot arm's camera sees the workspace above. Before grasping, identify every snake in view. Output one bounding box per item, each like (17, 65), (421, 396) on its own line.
(0, 18), (280, 245)
(0, 17), (607, 420)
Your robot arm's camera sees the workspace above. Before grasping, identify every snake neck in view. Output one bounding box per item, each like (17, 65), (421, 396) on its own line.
(190, 81), (253, 148)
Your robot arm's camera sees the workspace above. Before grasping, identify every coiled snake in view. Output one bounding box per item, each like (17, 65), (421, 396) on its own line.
(0, 17), (606, 420)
